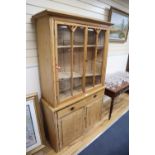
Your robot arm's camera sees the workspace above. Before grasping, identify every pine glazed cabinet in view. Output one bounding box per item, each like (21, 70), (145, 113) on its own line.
(33, 10), (112, 152)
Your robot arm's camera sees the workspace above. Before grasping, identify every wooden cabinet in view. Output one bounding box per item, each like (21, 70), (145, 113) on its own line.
(33, 10), (112, 152)
(42, 90), (104, 151)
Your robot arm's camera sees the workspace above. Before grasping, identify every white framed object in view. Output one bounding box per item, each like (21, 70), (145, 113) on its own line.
(26, 94), (46, 154)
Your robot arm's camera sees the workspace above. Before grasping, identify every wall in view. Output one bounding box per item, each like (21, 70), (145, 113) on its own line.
(26, 0), (129, 97)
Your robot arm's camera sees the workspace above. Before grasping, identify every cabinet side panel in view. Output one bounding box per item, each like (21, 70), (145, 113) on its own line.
(42, 99), (59, 152)
(36, 17), (56, 107)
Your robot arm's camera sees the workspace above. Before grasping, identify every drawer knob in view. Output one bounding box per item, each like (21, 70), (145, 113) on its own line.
(70, 107), (75, 111)
(93, 94), (97, 98)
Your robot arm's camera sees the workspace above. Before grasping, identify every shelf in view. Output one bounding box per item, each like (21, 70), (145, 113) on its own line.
(87, 45), (96, 47)
(59, 90), (71, 101)
(85, 84), (93, 90)
(59, 72), (82, 80)
(59, 87), (82, 101)
(59, 72), (101, 80)
(58, 45), (103, 49)
(58, 45), (84, 49)
(86, 72), (101, 77)
(59, 72), (71, 79)
(73, 72), (82, 78)
(74, 45), (84, 48)
(85, 73), (93, 77)
(58, 45), (71, 48)
(73, 87), (82, 95)
(87, 45), (104, 48)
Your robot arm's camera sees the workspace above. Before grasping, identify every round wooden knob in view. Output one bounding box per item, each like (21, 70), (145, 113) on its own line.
(70, 107), (75, 111)
(93, 94), (97, 98)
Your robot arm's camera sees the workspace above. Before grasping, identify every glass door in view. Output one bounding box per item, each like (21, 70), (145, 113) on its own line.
(56, 23), (105, 102)
(86, 28), (105, 89)
(57, 25), (72, 101)
(86, 28), (96, 90)
(73, 26), (84, 95)
(56, 23), (85, 102)
(95, 30), (105, 85)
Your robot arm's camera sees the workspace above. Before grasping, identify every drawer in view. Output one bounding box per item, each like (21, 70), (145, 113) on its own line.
(57, 99), (86, 119)
(57, 90), (104, 119)
(85, 90), (104, 103)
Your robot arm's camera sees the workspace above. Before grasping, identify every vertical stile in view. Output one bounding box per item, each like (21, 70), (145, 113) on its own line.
(101, 30), (110, 85)
(70, 28), (73, 96)
(54, 21), (60, 103)
(83, 27), (88, 93)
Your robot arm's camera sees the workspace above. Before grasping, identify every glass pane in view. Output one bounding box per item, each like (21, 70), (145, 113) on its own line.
(58, 48), (72, 101)
(86, 77), (93, 89)
(73, 47), (84, 95)
(74, 27), (84, 45)
(58, 25), (70, 46)
(88, 28), (96, 45)
(73, 78), (82, 95)
(86, 47), (95, 89)
(98, 30), (105, 46)
(95, 47), (103, 85)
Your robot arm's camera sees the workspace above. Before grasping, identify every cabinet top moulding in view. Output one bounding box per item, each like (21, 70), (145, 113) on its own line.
(32, 9), (113, 27)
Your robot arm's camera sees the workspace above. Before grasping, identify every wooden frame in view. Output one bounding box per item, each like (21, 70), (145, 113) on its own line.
(26, 93), (46, 155)
(109, 7), (129, 43)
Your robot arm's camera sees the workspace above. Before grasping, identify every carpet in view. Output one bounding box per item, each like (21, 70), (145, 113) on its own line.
(78, 111), (129, 155)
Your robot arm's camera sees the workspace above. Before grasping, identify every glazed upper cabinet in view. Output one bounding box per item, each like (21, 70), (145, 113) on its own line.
(56, 23), (105, 102)
(57, 24), (85, 101)
(33, 10), (112, 108)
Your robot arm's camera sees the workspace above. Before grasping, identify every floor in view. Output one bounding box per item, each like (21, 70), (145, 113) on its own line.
(33, 93), (129, 155)
(79, 111), (129, 155)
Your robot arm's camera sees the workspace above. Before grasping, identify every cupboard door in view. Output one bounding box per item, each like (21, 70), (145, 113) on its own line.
(102, 96), (111, 121)
(86, 100), (102, 128)
(58, 108), (85, 148)
(86, 99), (102, 129)
(56, 24), (85, 102)
(57, 25), (72, 102)
(86, 29), (105, 88)
(73, 26), (84, 95)
(86, 28), (96, 89)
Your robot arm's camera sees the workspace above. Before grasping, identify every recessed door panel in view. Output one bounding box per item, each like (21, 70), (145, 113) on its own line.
(58, 108), (85, 148)
(86, 100), (102, 129)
